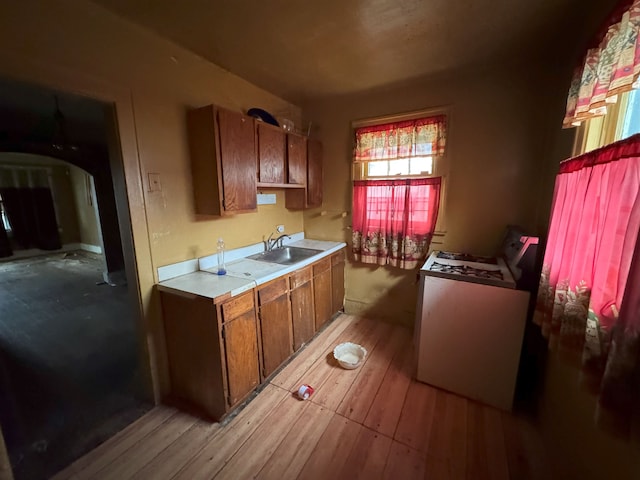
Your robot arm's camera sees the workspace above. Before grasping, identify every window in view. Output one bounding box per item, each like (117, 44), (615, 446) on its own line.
(351, 112), (447, 269)
(352, 114), (446, 180)
(364, 153), (433, 177)
(574, 89), (640, 155)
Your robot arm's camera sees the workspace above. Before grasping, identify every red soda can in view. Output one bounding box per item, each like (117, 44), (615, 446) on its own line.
(297, 384), (315, 400)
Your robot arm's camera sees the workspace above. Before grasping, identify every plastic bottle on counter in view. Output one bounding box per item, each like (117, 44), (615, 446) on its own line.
(216, 238), (227, 275)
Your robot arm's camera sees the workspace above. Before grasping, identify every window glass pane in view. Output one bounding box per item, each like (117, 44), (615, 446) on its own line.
(409, 156), (433, 175)
(388, 158), (409, 176)
(622, 89), (640, 139)
(584, 115), (605, 152)
(367, 161), (388, 177)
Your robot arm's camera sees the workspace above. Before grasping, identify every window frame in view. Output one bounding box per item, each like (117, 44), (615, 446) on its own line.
(354, 155), (435, 180)
(351, 106), (451, 235)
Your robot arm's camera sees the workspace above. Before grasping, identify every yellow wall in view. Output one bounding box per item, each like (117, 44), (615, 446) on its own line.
(302, 62), (554, 326)
(69, 166), (102, 248)
(130, 92), (303, 266)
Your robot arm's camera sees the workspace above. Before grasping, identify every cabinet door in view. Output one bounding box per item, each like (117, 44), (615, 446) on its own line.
(291, 281), (315, 351)
(331, 252), (345, 315)
(187, 105), (223, 216)
(217, 108), (257, 213)
(307, 138), (323, 207)
(257, 123), (286, 184)
(222, 309), (260, 407)
(259, 293), (293, 378)
(287, 133), (307, 185)
(313, 261), (332, 330)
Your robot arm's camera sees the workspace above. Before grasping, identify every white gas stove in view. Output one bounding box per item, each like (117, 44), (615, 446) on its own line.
(421, 251), (516, 289)
(414, 228), (538, 411)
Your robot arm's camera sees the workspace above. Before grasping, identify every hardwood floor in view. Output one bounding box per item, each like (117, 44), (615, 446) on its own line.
(51, 314), (549, 480)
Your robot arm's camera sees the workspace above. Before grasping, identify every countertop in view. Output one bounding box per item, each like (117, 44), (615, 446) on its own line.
(157, 239), (346, 300)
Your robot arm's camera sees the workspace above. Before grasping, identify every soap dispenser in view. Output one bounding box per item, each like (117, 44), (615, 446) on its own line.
(216, 238), (227, 275)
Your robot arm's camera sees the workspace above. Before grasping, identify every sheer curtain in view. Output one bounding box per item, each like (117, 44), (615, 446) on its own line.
(352, 178), (440, 269)
(535, 133), (640, 435)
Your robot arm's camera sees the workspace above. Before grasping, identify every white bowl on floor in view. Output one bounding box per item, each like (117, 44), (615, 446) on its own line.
(333, 342), (367, 369)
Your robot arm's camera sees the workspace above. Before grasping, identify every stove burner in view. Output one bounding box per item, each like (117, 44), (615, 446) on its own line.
(430, 261), (504, 280)
(436, 252), (497, 264)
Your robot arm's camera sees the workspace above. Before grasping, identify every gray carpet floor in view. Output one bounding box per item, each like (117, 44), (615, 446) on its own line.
(0, 251), (152, 480)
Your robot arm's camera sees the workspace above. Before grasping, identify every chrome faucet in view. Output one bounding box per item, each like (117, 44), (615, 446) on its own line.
(264, 233), (291, 251)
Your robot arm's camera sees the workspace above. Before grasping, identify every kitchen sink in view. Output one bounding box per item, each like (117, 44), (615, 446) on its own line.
(247, 246), (323, 265)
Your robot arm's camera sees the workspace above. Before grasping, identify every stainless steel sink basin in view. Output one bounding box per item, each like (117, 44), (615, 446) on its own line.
(247, 246), (323, 265)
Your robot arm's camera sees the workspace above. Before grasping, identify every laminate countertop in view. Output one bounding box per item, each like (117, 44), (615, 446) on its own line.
(157, 239), (346, 301)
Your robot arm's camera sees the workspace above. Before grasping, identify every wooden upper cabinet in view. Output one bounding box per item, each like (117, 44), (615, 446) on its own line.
(307, 139), (323, 207)
(257, 122), (286, 184)
(287, 133), (307, 186)
(285, 137), (323, 209)
(187, 105), (257, 215)
(217, 108), (258, 212)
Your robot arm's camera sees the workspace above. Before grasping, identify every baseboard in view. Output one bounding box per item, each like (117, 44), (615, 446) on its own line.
(67, 242), (103, 254)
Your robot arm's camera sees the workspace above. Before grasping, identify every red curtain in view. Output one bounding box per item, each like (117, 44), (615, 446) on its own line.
(352, 178), (441, 269)
(535, 133), (640, 435)
(354, 116), (447, 161)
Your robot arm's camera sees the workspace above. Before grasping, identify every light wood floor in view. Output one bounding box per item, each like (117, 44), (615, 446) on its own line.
(51, 314), (549, 480)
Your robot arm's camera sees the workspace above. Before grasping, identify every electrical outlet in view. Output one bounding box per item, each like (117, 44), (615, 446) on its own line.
(276, 224), (285, 233)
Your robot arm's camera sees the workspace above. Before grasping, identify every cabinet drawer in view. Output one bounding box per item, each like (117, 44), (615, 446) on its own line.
(290, 266), (312, 289)
(258, 277), (288, 305)
(331, 249), (345, 266)
(313, 257), (331, 276)
(221, 291), (255, 322)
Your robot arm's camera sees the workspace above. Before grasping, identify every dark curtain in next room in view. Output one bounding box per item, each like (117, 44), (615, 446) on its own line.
(0, 187), (61, 257)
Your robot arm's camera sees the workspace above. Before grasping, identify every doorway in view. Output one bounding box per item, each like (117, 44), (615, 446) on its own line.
(0, 78), (152, 480)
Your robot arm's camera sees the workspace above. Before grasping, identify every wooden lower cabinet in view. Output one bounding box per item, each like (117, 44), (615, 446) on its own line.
(159, 247), (346, 420)
(160, 289), (260, 420)
(222, 308), (260, 407)
(331, 250), (346, 314)
(290, 266), (315, 350)
(257, 278), (293, 378)
(313, 257), (332, 330)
